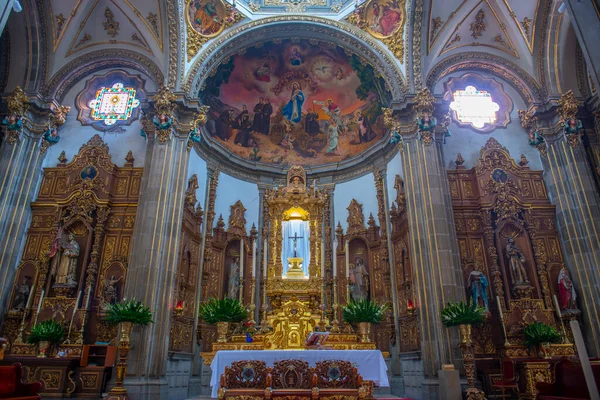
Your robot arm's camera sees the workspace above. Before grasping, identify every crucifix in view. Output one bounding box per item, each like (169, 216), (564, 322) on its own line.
(288, 231), (304, 258)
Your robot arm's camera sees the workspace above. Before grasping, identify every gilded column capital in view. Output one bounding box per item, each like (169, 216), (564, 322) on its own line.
(1, 87), (30, 144)
(556, 90), (583, 148)
(140, 86), (178, 144)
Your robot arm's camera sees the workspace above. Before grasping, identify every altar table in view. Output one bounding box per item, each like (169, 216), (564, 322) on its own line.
(210, 349), (389, 398)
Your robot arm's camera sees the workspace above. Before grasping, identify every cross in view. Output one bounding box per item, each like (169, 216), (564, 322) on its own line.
(288, 231), (304, 258)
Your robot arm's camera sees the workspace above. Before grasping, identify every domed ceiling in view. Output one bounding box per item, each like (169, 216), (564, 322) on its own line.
(199, 39), (391, 167)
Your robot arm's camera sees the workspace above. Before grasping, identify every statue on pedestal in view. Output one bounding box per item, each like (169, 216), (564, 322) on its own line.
(228, 257), (240, 299)
(467, 269), (489, 311)
(350, 257), (369, 301)
(50, 232), (80, 290)
(558, 266), (577, 310)
(505, 237), (529, 286)
(12, 277), (31, 311)
(103, 275), (123, 305)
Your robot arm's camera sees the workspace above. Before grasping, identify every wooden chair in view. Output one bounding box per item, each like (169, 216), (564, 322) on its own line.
(314, 360), (372, 399)
(270, 359), (316, 399)
(0, 362), (43, 400)
(217, 360), (271, 400)
(492, 357), (519, 400)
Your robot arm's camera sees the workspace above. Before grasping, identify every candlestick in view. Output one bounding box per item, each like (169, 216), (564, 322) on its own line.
(496, 295), (510, 346)
(345, 241), (350, 278)
(263, 238), (268, 279)
(333, 239), (337, 277)
(85, 286), (91, 309)
(252, 239), (257, 278)
(25, 284), (34, 310)
(553, 295), (571, 344)
(321, 243), (325, 278)
(66, 290), (83, 344)
(240, 239), (244, 279)
(37, 290), (45, 314)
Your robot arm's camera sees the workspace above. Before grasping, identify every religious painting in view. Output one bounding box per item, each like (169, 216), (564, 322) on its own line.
(201, 39), (392, 166)
(364, 0), (404, 39)
(187, 0), (227, 37)
(349, 239), (369, 301)
(491, 168), (508, 183)
(224, 240), (241, 300)
(80, 165), (97, 181)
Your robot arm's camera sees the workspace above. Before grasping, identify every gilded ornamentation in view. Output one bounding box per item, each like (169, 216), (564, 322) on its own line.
(1, 86), (29, 144)
(412, 0), (424, 89)
(557, 90), (579, 121)
(228, 200), (247, 236)
(414, 88), (435, 118)
(455, 153), (465, 167)
(41, 371), (61, 389)
(520, 16), (532, 37)
(346, 199), (365, 236)
(103, 8), (120, 37)
(431, 17), (443, 38)
(80, 373), (98, 389)
(470, 9), (486, 39)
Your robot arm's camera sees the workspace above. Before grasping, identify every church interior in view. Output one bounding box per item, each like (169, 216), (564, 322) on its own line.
(0, 0), (599, 399)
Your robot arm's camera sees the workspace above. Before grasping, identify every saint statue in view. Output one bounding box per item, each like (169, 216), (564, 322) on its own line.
(467, 269), (489, 311)
(505, 237), (529, 286)
(50, 233), (79, 287)
(350, 257), (369, 301)
(103, 275), (123, 305)
(12, 277), (31, 311)
(558, 266), (577, 310)
(228, 257), (240, 299)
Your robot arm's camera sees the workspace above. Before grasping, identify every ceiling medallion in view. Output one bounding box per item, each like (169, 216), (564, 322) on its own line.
(186, 0), (244, 61)
(264, 0), (327, 13)
(88, 83), (140, 126)
(347, 0), (406, 62)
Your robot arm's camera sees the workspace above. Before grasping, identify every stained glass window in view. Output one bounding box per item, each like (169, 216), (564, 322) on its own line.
(88, 83), (140, 125)
(449, 85), (500, 129)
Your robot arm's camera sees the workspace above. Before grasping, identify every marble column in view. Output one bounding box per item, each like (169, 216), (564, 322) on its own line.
(536, 100), (600, 357)
(393, 92), (466, 396)
(122, 89), (198, 400)
(564, 0), (600, 91)
(0, 90), (65, 324)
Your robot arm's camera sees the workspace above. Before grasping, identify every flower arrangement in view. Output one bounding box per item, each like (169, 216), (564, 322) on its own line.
(342, 299), (388, 325)
(27, 320), (65, 346)
(198, 298), (247, 324)
(105, 298), (154, 326)
(440, 301), (486, 327)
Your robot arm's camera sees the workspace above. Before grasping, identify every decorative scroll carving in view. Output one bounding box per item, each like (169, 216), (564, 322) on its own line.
(346, 199), (365, 236)
(228, 200), (247, 237)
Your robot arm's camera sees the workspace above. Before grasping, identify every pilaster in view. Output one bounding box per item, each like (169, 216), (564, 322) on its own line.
(0, 88), (67, 324)
(122, 87), (207, 399)
(564, 0), (600, 92)
(392, 90), (466, 384)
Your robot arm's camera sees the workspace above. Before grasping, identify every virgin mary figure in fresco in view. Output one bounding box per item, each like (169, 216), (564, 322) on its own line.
(282, 82), (305, 124)
(194, 0), (221, 36)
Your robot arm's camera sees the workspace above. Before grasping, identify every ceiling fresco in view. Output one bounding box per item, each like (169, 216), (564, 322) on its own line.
(200, 39), (391, 166)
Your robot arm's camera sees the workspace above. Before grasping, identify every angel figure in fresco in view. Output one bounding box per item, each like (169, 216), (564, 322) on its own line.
(194, 0), (222, 36)
(289, 47), (304, 66)
(467, 269), (489, 311)
(254, 61), (271, 83)
(282, 82), (305, 124)
(558, 266), (577, 310)
(506, 237), (529, 286)
(50, 232), (79, 287)
(325, 119), (341, 155)
(335, 67), (345, 80)
(228, 257), (240, 299)
(350, 257), (369, 301)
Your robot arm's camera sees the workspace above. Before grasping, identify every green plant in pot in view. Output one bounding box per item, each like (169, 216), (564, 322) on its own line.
(199, 298), (247, 343)
(342, 299), (388, 343)
(27, 320), (65, 358)
(523, 322), (561, 358)
(105, 299), (154, 399)
(440, 301), (487, 400)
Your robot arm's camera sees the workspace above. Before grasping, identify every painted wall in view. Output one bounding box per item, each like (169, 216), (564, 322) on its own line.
(213, 172), (260, 231)
(433, 72), (543, 172)
(334, 172), (378, 231)
(42, 68), (157, 169)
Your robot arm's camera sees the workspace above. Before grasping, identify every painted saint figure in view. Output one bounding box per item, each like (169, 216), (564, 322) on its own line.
(355, 110), (376, 143)
(253, 98), (264, 133)
(371, 2), (401, 36)
(282, 82), (305, 124)
(289, 47), (304, 66)
(234, 114), (255, 147)
(194, 0), (221, 36)
(12, 277), (31, 311)
(506, 237), (529, 286)
(325, 119), (341, 155)
(254, 61), (271, 82)
(261, 98), (273, 134)
(467, 269), (489, 310)
(350, 257), (370, 301)
(50, 233), (80, 287)
(228, 257), (240, 299)
(558, 266), (577, 310)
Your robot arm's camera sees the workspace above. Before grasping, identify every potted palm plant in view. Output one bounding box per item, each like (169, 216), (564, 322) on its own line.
(198, 298), (247, 343)
(105, 298), (154, 398)
(441, 301), (486, 400)
(342, 299), (388, 343)
(524, 322), (561, 358)
(27, 320), (65, 358)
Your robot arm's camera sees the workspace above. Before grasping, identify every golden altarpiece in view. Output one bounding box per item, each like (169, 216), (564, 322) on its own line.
(1, 135), (142, 396)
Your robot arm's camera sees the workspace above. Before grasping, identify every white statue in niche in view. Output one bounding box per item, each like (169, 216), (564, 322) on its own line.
(50, 232), (79, 287)
(228, 257), (240, 299)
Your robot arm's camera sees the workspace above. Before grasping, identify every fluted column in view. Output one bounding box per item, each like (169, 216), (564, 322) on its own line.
(535, 93), (600, 357)
(393, 91), (466, 391)
(564, 0), (600, 91)
(0, 88), (67, 323)
(123, 88), (206, 399)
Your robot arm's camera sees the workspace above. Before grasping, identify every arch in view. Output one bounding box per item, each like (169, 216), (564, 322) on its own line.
(426, 52), (543, 105)
(42, 49), (165, 102)
(183, 16), (408, 102)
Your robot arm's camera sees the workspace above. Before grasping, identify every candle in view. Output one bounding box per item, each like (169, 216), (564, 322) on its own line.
(333, 239), (337, 277)
(252, 239), (257, 278)
(263, 239), (267, 279)
(85, 286), (91, 309)
(321, 243), (325, 278)
(25, 284), (35, 310)
(73, 290), (82, 318)
(240, 239), (244, 279)
(345, 241), (350, 278)
(496, 296), (504, 321)
(37, 290), (45, 314)
(553, 295), (563, 319)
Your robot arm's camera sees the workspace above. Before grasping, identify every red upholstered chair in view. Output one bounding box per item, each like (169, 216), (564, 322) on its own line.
(0, 362), (43, 400)
(492, 357), (519, 399)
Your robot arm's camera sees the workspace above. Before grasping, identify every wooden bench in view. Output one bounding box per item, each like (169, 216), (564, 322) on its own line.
(536, 359), (600, 400)
(218, 359), (373, 399)
(0, 362), (42, 400)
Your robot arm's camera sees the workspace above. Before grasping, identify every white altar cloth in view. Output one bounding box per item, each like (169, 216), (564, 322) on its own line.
(210, 349), (389, 398)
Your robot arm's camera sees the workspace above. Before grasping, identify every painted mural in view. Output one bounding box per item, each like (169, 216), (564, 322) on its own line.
(201, 40), (391, 166)
(365, 0), (404, 38)
(187, 0), (228, 37)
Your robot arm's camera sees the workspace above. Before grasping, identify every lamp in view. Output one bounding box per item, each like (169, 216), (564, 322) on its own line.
(407, 299), (416, 315)
(174, 300), (184, 315)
